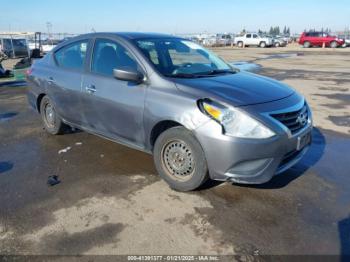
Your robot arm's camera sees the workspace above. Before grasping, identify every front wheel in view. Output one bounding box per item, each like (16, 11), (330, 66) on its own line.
(237, 41), (243, 48)
(259, 41), (266, 48)
(303, 41), (311, 48)
(275, 42), (280, 47)
(40, 96), (68, 135)
(330, 41), (338, 48)
(153, 127), (209, 191)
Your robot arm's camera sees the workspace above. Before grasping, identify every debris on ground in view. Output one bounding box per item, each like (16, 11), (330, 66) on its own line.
(47, 175), (60, 186)
(75, 142), (83, 146)
(58, 146), (71, 154)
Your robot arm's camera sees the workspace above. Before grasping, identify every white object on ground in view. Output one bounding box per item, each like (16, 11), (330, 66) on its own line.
(58, 147), (71, 154)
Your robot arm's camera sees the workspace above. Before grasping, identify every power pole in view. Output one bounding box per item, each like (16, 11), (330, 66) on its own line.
(46, 22), (52, 41)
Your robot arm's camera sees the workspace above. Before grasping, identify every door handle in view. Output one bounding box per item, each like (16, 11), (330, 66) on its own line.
(85, 85), (96, 94)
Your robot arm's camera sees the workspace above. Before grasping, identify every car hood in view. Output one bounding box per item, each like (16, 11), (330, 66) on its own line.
(173, 71), (295, 107)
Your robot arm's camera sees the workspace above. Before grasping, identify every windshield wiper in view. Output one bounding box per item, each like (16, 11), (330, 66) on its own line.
(199, 69), (238, 76)
(165, 73), (200, 79)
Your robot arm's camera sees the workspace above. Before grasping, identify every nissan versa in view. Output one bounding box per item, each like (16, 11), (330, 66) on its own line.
(27, 33), (313, 191)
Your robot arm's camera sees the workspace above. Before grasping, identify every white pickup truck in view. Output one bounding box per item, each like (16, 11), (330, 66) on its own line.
(234, 33), (274, 48)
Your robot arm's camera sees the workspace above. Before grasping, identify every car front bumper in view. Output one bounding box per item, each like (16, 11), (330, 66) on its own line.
(193, 96), (312, 184)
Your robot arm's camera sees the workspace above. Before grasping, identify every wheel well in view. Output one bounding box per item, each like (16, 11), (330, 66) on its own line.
(36, 93), (46, 113)
(150, 120), (182, 147)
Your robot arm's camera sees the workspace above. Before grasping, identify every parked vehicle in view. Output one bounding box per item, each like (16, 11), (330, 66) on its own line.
(299, 32), (345, 48)
(343, 39), (350, 47)
(271, 36), (287, 47)
(27, 33), (313, 191)
(215, 34), (234, 46)
(0, 38), (30, 58)
(234, 33), (274, 47)
(0, 51), (11, 78)
(337, 35), (350, 47)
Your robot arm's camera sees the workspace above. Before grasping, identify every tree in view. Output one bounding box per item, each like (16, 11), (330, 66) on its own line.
(276, 26), (280, 35)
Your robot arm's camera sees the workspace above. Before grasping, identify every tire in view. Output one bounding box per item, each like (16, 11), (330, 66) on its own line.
(330, 41), (338, 48)
(303, 41), (311, 48)
(40, 96), (67, 135)
(153, 126), (209, 191)
(237, 41), (243, 48)
(259, 41), (266, 48)
(275, 42), (280, 47)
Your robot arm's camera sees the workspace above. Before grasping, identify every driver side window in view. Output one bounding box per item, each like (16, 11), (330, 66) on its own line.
(92, 38), (138, 76)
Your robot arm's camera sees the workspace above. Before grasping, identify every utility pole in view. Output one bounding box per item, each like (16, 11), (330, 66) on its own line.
(46, 22), (52, 42)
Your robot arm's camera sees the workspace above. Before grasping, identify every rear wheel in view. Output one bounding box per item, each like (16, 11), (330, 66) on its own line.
(153, 127), (209, 191)
(40, 96), (68, 135)
(275, 42), (280, 47)
(259, 41), (266, 48)
(303, 41), (311, 48)
(330, 41), (338, 48)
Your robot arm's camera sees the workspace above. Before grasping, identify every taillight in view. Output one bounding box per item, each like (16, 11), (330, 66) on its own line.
(26, 68), (33, 76)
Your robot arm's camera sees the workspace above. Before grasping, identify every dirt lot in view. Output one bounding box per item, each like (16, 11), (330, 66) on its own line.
(0, 45), (350, 258)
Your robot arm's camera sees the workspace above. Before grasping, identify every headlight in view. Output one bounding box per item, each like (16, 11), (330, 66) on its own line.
(199, 100), (275, 139)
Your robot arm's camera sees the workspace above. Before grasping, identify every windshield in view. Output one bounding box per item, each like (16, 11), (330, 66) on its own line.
(134, 38), (234, 78)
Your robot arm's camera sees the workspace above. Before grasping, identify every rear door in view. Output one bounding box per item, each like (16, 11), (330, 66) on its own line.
(245, 34), (253, 45)
(252, 34), (259, 45)
(48, 39), (89, 124)
(80, 37), (147, 146)
(320, 33), (331, 46)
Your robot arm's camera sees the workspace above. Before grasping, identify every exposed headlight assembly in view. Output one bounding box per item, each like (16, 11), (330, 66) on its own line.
(199, 99), (275, 139)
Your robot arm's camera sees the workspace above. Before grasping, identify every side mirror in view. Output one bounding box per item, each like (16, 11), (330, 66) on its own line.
(113, 67), (144, 83)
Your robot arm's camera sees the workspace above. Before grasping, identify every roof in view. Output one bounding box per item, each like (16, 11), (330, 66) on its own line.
(114, 32), (177, 39)
(77, 32), (179, 40)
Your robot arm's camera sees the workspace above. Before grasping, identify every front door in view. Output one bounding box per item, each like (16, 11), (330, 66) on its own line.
(81, 38), (147, 147)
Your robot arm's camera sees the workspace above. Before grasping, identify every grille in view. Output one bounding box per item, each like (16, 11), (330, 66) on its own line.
(271, 104), (308, 134)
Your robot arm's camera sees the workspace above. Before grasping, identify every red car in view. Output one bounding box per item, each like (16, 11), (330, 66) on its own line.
(299, 32), (344, 48)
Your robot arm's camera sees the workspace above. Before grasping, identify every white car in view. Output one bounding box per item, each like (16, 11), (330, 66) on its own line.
(342, 39), (350, 48)
(234, 33), (273, 48)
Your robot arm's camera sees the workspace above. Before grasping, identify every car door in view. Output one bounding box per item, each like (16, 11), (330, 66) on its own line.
(310, 32), (320, 46)
(320, 33), (330, 46)
(47, 39), (89, 125)
(245, 34), (252, 45)
(81, 38), (147, 146)
(252, 34), (259, 45)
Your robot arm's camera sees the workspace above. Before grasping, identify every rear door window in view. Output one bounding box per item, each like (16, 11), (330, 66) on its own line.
(54, 40), (88, 70)
(246, 34), (252, 38)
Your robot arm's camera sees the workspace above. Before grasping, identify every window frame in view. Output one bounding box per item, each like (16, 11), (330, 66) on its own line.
(88, 37), (146, 79)
(53, 39), (90, 72)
